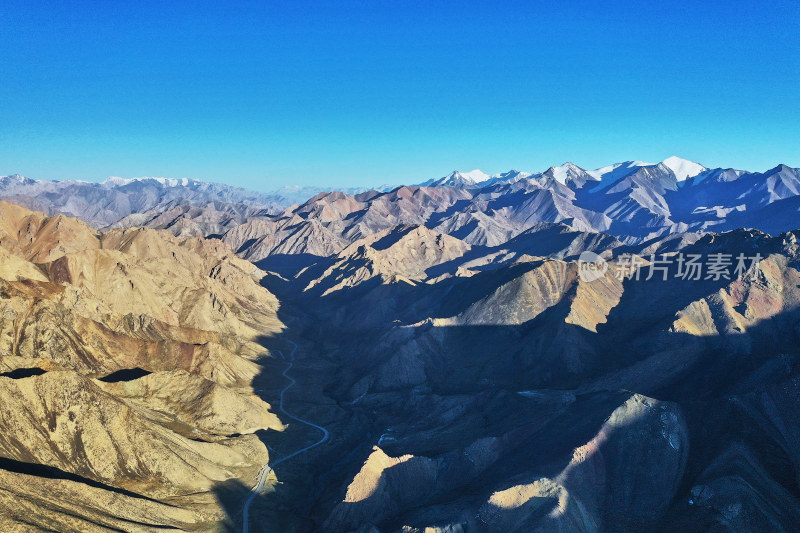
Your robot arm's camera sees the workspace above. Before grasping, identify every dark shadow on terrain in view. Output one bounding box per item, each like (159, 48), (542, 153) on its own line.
(423, 244), (493, 278)
(334, 275), (800, 523)
(214, 231), (800, 531)
(98, 367), (152, 382)
(370, 225), (418, 250)
(210, 296), (340, 533)
(291, 234), (800, 395)
(445, 218), (486, 242)
(326, 390), (660, 531)
(422, 198), (475, 228)
(256, 253), (328, 278)
(235, 238), (260, 254)
(500, 222), (622, 259)
(210, 478), (251, 532)
(424, 222), (623, 279)
(0, 367), (46, 379)
(302, 257), (546, 327)
(0, 456), (162, 502)
(323, 305), (800, 530)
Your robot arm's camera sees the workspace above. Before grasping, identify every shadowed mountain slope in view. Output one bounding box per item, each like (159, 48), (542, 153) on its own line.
(2, 158), (800, 532)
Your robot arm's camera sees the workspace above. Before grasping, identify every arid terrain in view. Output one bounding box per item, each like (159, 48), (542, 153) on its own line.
(2, 159), (800, 532)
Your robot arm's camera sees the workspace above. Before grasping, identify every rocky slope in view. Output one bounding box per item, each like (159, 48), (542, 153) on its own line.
(0, 202), (286, 530)
(253, 225), (800, 533)
(206, 160), (800, 274)
(0, 175), (285, 228)
(5, 159), (800, 263)
(10, 159), (798, 277)
(4, 159), (800, 532)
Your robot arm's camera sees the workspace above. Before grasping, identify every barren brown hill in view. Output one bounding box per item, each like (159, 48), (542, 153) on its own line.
(0, 202), (286, 530)
(305, 225), (472, 295)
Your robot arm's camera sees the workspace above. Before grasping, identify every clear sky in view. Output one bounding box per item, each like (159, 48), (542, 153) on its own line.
(1, 0), (798, 190)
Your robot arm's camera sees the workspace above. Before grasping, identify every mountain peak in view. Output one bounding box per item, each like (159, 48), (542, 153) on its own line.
(0, 174), (38, 188)
(458, 169), (491, 183)
(104, 176), (196, 187)
(767, 163), (794, 173)
(543, 162), (587, 185)
(659, 156), (706, 181)
(421, 169), (491, 188)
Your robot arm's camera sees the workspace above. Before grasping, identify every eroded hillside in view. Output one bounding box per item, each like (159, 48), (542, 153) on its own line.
(248, 223), (800, 533)
(3, 197), (800, 533)
(0, 202), (286, 531)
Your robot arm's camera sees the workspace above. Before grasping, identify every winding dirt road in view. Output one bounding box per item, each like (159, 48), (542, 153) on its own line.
(242, 340), (330, 533)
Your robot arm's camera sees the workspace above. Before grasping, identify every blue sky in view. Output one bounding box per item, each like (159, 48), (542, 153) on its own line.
(1, 0), (798, 190)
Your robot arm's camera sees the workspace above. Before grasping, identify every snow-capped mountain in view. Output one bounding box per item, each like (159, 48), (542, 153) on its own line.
(416, 157), (709, 190)
(489, 169), (536, 184)
(587, 161), (652, 190)
(659, 156), (707, 181)
(419, 169), (541, 188)
(538, 162), (598, 187)
(104, 176), (201, 187)
(0, 174), (288, 227)
(0, 174), (37, 187)
(419, 169), (492, 188)
(3, 157), (800, 245)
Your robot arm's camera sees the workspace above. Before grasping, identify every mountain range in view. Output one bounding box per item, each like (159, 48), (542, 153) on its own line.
(0, 174), (395, 228)
(2, 158), (800, 532)
(5, 157), (798, 255)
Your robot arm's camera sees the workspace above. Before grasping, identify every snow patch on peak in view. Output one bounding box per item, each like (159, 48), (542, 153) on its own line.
(545, 162), (585, 185)
(104, 176), (131, 186)
(104, 176), (195, 187)
(587, 161), (651, 181)
(459, 169), (491, 183)
(0, 174), (33, 184)
(421, 169), (493, 188)
(492, 170), (534, 184)
(660, 156), (706, 181)
(587, 161), (652, 193)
